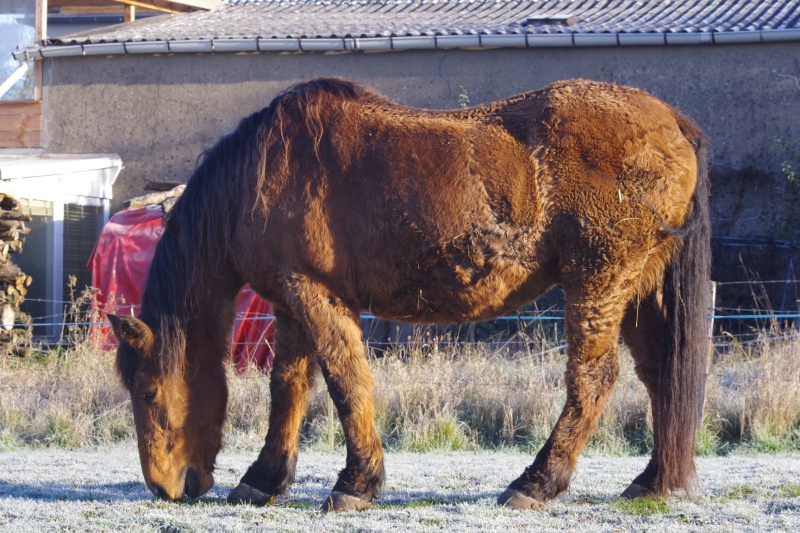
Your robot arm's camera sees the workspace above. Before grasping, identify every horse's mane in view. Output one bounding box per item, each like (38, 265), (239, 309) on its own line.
(118, 78), (374, 382)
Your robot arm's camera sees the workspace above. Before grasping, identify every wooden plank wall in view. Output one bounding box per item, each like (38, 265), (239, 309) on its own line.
(0, 102), (43, 149)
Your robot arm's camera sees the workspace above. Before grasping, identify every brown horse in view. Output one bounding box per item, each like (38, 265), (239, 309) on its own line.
(108, 77), (711, 511)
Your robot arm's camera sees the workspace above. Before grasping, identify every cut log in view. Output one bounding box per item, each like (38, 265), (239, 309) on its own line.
(0, 190), (33, 355)
(0, 261), (23, 282)
(0, 196), (19, 211)
(0, 209), (32, 222)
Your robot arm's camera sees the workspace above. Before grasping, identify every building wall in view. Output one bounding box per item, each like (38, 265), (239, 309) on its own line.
(42, 42), (800, 237)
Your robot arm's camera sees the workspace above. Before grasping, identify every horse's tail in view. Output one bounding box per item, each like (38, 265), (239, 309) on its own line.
(653, 115), (712, 495)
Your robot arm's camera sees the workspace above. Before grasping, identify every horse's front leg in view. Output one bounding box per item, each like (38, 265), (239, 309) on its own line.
(499, 287), (628, 509)
(229, 309), (318, 505)
(317, 330), (384, 510)
(294, 279), (384, 512)
(317, 339), (385, 512)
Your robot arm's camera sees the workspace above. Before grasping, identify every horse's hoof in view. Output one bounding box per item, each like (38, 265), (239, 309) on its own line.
(227, 482), (276, 506)
(321, 491), (372, 513)
(497, 488), (545, 510)
(621, 483), (655, 500)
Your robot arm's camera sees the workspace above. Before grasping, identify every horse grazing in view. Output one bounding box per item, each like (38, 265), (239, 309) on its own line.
(108, 77), (711, 511)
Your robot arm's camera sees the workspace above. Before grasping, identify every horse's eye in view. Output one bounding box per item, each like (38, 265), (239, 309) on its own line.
(142, 389), (157, 404)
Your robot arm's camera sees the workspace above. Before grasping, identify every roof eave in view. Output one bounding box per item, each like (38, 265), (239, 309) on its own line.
(13, 28), (800, 60)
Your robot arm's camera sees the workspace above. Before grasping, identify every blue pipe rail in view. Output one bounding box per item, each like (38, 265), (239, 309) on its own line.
(24, 312), (800, 328)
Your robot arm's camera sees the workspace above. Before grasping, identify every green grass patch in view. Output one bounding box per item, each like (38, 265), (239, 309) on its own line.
(780, 483), (800, 498)
(397, 415), (473, 452)
(374, 496), (480, 510)
(714, 485), (757, 503)
(406, 497), (447, 508)
(614, 497), (669, 515)
(748, 430), (797, 453)
(695, 423), (722, 456)
(728, 485), (756, 497)
(279, 500), (316, 509)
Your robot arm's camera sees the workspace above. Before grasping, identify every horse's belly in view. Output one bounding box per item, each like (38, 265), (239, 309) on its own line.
(369, 259), (552, 324)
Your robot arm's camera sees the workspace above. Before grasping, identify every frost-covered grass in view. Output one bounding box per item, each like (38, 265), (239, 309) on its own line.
(2, 327), (800, 454)
(1, 446), (799, 532)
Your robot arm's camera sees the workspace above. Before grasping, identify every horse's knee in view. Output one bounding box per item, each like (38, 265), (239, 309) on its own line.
(566, 346), (619, 406)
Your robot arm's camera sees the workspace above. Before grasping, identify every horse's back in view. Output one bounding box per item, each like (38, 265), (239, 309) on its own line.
(324, 94), (551, 320)
(239, 79), (701, 321)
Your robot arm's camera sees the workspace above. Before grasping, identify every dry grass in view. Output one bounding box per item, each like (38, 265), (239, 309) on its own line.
(704, 328), (800, 452)
(0, 345), (132, 449)
(2, 327), (799, 455)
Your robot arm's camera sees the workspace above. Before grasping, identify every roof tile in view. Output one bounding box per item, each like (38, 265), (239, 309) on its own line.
(48, 0), (800, 46)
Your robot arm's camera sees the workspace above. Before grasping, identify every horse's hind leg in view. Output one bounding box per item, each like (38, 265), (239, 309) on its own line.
(499, 284), (629, 509)
(229, 309), (319, 505)
(620, 291), (666, 499)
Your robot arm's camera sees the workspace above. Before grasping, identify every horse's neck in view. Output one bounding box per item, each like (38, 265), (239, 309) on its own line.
(149, 204), (244, 368)
(182, 265), (243, 367)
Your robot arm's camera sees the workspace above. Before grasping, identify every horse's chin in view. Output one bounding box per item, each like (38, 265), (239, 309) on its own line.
(148, 479), (185, 501)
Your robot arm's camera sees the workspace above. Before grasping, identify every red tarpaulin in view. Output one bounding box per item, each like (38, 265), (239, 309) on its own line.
(88, 205), (274, 371)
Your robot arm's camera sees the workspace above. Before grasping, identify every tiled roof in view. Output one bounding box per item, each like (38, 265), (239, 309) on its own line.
(16, 0), (800, 58)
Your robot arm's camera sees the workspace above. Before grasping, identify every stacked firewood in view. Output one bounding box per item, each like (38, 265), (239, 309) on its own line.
(0, 190), (32, 352)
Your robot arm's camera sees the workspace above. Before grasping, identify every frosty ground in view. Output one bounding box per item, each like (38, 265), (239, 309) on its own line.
(1, 446), (799, 532)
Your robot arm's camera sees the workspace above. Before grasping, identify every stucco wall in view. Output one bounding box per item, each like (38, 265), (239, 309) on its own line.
(42, 42), (800, 237)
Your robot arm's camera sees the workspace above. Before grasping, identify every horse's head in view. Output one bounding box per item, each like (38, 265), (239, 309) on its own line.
(108, 314), (227, 501)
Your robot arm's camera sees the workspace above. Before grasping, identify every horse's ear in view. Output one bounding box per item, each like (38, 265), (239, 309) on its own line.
(107, 314), (154, 353)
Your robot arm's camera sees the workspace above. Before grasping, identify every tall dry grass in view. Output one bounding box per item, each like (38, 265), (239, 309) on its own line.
(0, 345), (132, 448)
(704, 328), (800, 452)
(1, 327), (799, 454)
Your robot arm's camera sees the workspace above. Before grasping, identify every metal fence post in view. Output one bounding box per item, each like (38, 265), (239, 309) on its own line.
(700, 280), (718, 426)
(708, 280), (717, 342)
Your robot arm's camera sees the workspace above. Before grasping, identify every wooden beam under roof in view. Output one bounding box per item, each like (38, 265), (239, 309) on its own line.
(124, 4), (135, 22)
(48, 0), (223, 16)
(110, 0), (223, 14)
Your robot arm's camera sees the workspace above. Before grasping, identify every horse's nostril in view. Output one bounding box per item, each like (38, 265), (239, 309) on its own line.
(184, 468), (198, 497)
(149, 483), (171, 500)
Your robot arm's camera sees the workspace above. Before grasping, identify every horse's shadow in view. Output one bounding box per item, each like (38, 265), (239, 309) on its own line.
(277, 486), (498, 510)
(1, 479), (506, 509)
(285, 473), (500, 508)
(0, 479), (152, 503)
